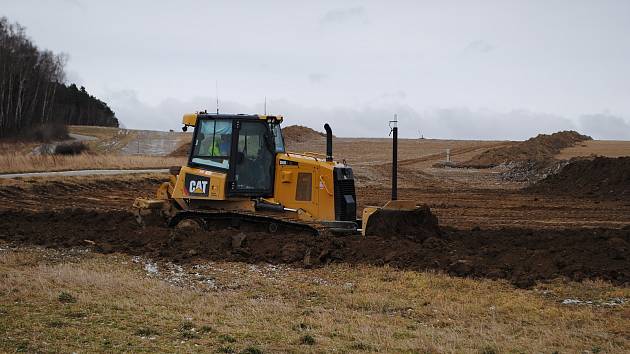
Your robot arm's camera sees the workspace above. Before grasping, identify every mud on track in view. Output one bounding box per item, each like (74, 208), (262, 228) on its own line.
(1, 208), (628, 288)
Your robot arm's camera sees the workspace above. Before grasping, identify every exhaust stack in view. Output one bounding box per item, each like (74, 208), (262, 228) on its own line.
(324, 123), (333, 162)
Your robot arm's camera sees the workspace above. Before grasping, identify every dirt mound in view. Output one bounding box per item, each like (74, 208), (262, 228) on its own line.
(1, 208), (628, 288)
(528, 157), (630, 201)
(363, 205), (439, 238)
(282, 125), (327, 144)
(169, 142), (191, 157)
(460, 131), (592, 169)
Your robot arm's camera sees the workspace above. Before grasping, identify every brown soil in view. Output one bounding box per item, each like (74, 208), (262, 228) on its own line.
(363, 205), (439, 237)
(0, 208), (627, 288)
(528, 156), (630, 201)
(460, 131), (592, 168)
(282, 125), (326, 146)
(169, 141), (191, 157)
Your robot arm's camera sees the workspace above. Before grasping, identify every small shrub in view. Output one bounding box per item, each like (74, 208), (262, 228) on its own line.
(47, 319), (66, 328)
(240, 346), (263, 354)
(200, 325), (214, 334)
(217, 346), (235, 353)
(480, 346), (497, 354)
(181, 330), (200, 339)
(218, 334), (236, 343)
(292, 322), (312, 331)
(58, 291), (76, 303)
(300, 334), (316, 345)
(178, 320), (199, 339)
(179, 320), (194, 331)
(15, 341), (29, 352)
(54, 142), (89, 155)
(349, 342), (372, 351)
(135, 326), (159, 337)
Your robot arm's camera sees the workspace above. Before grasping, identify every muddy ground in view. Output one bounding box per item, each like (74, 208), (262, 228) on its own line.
(0, 208), (628, 288)
(1, 175), (629, 288)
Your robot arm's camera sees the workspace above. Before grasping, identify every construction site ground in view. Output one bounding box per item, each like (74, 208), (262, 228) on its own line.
(1, 131), (629, 352)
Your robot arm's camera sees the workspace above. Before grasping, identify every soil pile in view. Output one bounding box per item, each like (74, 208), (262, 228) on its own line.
(1, 208), (628, 288)
(282, 125), (327, 145)
(528, 157), (630, 201)
(363, 205), (439, 238)
(460, 131), (592, 169)
(169, 142), (191, 157)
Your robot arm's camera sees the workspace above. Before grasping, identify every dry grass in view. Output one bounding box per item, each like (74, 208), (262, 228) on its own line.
(0, 153), (186, 174)
(0, 246), (627, 353)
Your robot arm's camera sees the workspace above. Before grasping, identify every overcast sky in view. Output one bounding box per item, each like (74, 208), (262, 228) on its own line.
(4, 0), (630, 139)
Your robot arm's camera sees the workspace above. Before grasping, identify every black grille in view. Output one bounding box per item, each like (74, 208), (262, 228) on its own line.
(333, 167), (356, 221)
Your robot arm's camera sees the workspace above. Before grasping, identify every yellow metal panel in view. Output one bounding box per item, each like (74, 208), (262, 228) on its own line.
(273, 153), (336, 221)
(281, 171), (293, 183)
(171, 165), (227, 200)
(316, 163), (336, 221)
(182, 113), (198, 127)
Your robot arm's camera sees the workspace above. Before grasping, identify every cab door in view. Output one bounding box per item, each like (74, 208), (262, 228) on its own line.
(228, 120), (275, 196)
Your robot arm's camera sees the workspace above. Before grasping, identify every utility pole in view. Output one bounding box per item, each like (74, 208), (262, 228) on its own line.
(389, 114), (398, 200)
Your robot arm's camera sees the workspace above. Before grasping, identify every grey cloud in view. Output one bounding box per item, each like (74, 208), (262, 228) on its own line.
(308, 73), (327, 83)
(320, 7), (365, 24)
(463, 40), (495, 54)
(578, 113), (630, 140)
(108, 91), (606, 140)
(425, 108), (577, 140)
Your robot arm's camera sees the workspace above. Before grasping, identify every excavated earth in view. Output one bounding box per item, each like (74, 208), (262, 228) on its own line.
(1, 165), (629, 289)
(0, 207), (628, 288)
(528, 156), (630, 201)
(459, 130), (592, 168)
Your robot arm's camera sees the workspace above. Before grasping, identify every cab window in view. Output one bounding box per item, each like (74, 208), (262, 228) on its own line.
(191, 119), (232, 169)
(272, 123), (285, 153)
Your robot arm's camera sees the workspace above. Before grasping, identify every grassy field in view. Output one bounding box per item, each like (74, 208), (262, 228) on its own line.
(0, 153), (186, 174)
(0, 245), (627, 353)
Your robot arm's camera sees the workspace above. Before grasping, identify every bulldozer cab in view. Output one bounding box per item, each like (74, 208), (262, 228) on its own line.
(187, 114), (285, 197)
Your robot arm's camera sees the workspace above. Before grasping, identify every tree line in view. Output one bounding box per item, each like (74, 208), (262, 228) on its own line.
(0, 17), (118, 139)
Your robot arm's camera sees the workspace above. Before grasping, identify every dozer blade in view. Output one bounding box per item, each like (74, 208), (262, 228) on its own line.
(361, 200), (439, 237)
(132, 197), (171, 227)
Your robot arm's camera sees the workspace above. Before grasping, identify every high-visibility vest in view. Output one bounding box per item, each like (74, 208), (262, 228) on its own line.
(210, 138), (221, 156)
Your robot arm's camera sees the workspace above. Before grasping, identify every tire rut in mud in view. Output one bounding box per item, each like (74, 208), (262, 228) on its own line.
(0, 208), (628, 288)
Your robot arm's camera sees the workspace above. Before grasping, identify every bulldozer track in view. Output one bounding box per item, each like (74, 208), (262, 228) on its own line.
(168, 209), (357, 236)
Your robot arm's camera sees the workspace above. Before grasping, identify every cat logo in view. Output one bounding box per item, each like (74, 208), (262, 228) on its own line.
(183, 174), (210, 197)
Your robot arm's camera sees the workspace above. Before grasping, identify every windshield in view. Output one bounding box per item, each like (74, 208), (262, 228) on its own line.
(190, 119), (232, 169)
(272, 123), (285, 153)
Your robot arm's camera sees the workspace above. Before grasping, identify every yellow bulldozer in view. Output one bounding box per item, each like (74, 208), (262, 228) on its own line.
(133, 113), (433, 236)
